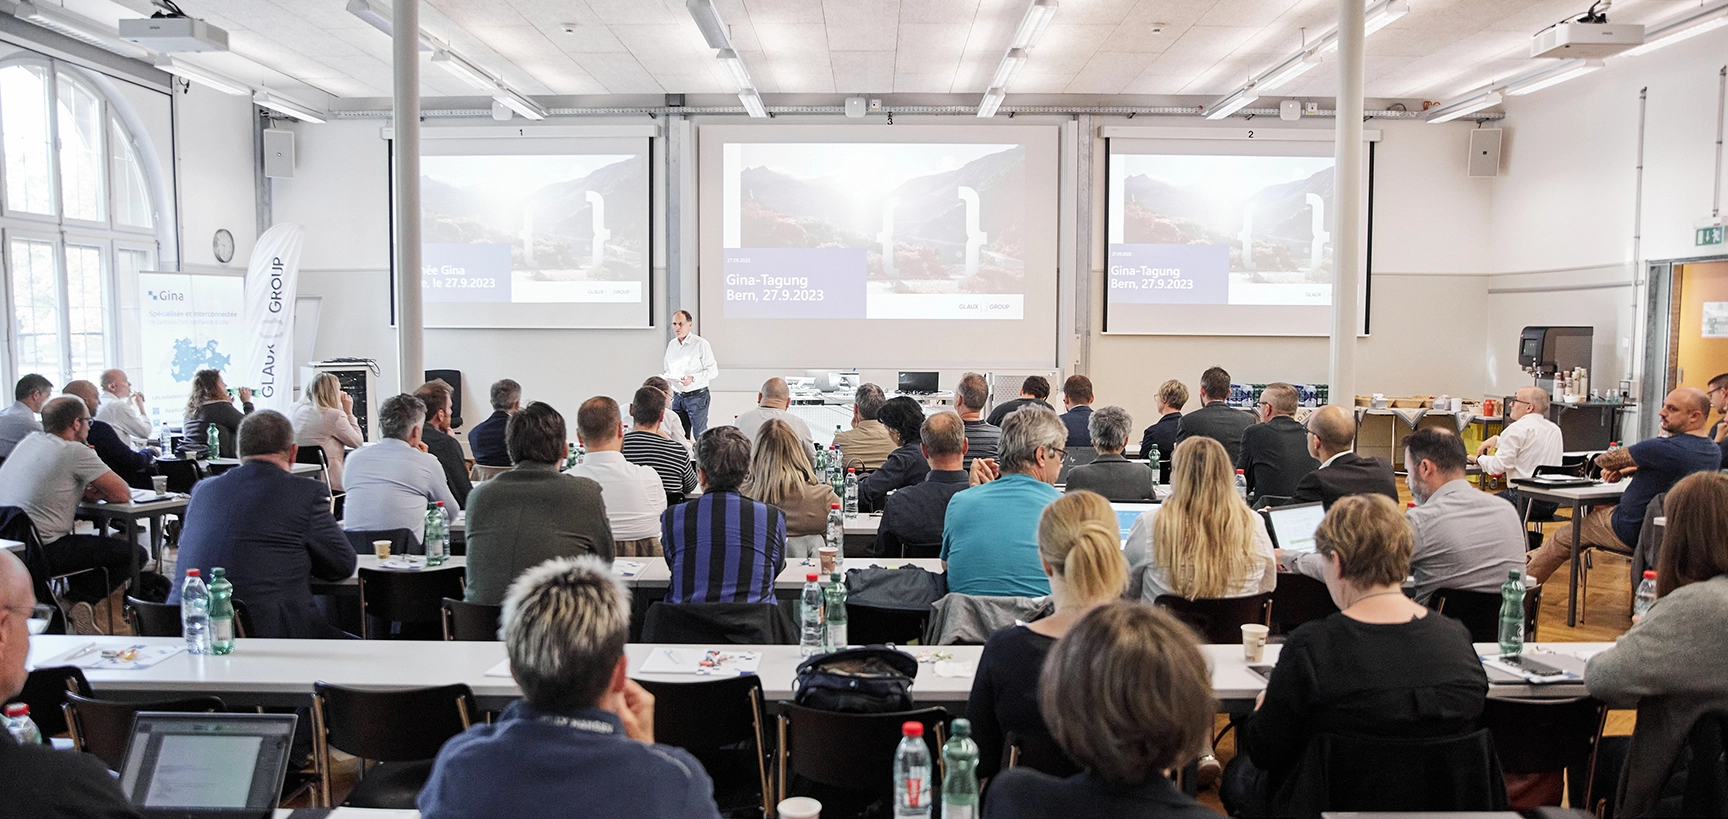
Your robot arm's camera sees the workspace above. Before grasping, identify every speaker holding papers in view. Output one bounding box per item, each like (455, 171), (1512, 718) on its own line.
(119, 712), (297, 819)
(1263, 501), (1326, 553)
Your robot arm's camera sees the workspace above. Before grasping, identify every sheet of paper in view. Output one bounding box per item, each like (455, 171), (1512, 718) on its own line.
(612, 560), (645, 577)
(376, 556), (425, 570)
(484, 659), (512, 678)
(74, 644), (186, 670)
(636, 648), (761, 676)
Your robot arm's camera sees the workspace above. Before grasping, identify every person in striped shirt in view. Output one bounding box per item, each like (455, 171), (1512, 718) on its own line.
(623, 385), (698, 507)
(661, 426), (786, 604)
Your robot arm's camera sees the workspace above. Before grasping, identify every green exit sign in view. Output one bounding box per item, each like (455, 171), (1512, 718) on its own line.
(1699, 225), (1724, 246)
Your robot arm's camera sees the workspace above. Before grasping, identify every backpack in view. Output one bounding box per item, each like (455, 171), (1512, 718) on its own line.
(792, 646), (919, 713)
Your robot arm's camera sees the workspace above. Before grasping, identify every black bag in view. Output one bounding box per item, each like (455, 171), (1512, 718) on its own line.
(793, 646), (919, 714)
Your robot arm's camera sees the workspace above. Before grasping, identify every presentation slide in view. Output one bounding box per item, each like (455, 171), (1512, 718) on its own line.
(406, 135), (651, 329)
(1104, 134), (1371, 336)
(699, 125), (1059, 370)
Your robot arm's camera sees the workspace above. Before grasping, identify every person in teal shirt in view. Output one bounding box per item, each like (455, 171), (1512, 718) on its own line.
(942, 407), (1068, 597)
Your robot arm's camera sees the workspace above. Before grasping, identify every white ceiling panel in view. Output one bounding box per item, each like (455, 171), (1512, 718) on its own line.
(744, 0), (828, 24)
(824, 0), (901, 51)
(830, 50), (897, 91)
(901, 0), (981, 24)
(1066, 50), (1164, 93)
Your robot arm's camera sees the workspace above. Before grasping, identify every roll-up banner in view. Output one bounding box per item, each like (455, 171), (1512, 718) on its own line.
(237, 224), (304, 413)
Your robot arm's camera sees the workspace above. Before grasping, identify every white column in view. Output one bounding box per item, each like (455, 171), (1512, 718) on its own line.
(1329, 0), (1365, 407)
(393, 0), (424, 393)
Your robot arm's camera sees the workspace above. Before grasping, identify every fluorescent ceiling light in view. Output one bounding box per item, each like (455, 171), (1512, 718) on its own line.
(717, 48), (751, 91)
(432, 50), (495, 91)
(1505, 59), (1603, 96)
(1204, 86), (1259, 119)
(1258, 50), (1321, 91)
(687, 0), (732, 49)
(254, 92), (327, 124)
(1621, 1), (1728, 57)
(494, 89), (546, 121)
(153, 57), (249, 95)
(345, 0), (431, 51)
(978, 86), (1006, 118)
(990, 48), (1029, 89)
(1010, 0), (1059, 50)
(1363, 0), (1409, 36)
(12, 1), (150, 59)
(1426, 90), (1502, 123)
(738, 88), (767, 118)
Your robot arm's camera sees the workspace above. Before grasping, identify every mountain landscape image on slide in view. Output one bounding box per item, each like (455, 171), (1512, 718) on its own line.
(1120, 155), (1334, 283)
(422, 154), (646, 282)
(738, 144), (1026, 295)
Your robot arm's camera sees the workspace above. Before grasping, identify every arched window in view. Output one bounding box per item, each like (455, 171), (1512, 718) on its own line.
(0, 59), (158, 386)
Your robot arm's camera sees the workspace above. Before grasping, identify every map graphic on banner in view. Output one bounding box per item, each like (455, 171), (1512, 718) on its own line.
(138, 273), (244, 431)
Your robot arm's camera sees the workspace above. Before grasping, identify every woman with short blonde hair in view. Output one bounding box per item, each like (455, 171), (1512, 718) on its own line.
(288, 372), (362, 490)
(742, 419), (837, 556)
(1125, 435), (1275, 601)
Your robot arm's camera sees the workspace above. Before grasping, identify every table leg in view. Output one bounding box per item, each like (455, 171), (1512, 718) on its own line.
(1567, 499), (1584, 627)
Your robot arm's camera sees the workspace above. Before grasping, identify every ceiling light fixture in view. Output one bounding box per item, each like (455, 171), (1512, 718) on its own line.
(977, 87), (1007, 118)
(345, 0), (431, 51)
(1010, 0), (1059, 50)
(1317, 0), (1408, 53)
(1621, 0), (1728, 56)
(1257, 49), (1323, 91)
(153, 57), (250, 95)
(431, 49), (496, 91)
(738, 88), (768, 118)
(494, 88), (546, 120)
(687, 0), (733, 49)
(1504, 59), (1603, 96)
(1425, 90), (1502, 123)
(1204, 85), (1259, 119)
(717, 48), (752, 91)
(990, 48), (1029, 89)
(254, 92), (328, 124)
(12, 1), (150, 59)
(981, 1), (1058, 118)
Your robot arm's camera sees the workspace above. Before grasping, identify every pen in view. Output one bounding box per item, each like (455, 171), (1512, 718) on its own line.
(60, 641), (98, 662)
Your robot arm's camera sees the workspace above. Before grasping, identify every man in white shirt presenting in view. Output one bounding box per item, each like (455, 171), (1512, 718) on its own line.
(1470, 386), (1564, 519)
(570, 396), (666, 557)
(735, 378), (814, 453)
(662, 310), (719, 438)
(95, 369), (152, 443)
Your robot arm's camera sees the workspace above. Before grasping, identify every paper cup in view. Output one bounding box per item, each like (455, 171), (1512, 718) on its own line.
(372, 540), (392, 560)
(1241, 623), (1270, 663)
(151, 475), (168, 495)
(777, 797), (822, 819)
(818, 546), (839, 574)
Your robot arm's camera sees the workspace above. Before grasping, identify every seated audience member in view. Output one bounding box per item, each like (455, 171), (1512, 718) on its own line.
(570, 396), (666, 558)
(1710, 372), (1728, 467)
(833, 383), (895, 470)
(662, 427), (786, 604)
(734, 377), (814, 453)
(857, 396), (931, 512)
(0, 397), (143, 630)
(1063, 406), (1154, 502)
(416, 378), (473, 507)
(1175, 366), (1254, 464)
(984, 601), (1217, 819)
(465, 402), (613, 606)
(341, 394), (460, 543)
(743, 419), (838, 558)
(181, 368), (252, 459)
(1223, 494), (1489, 817)
(62, 381), (155, 490)
(1587, 471), (1728, 818)
(624, 386), (698, 504)
(168, 411), (355, 638)
(418, 556), (720, 819)
(1237, 382), (1319, 506)
(289, 372), (363, 491)
(1058, 375), (1096, 448)
(1290, 405), (1399, 509)
(969, 491), (1130, 782)
(0, 373), (51, 459)
(1137, 379), (1188, 482)
(1528, 388), (1721, 585)
(96, 368), (151, 443)
(876, 412), (970, 558)
(955, 373), (1000, 470)
(641, 376), (691, 451)
(1472, 386), (1564, 517)
(987, 375), (1055, 427)
(469, 378), (521, 467)
(942, 408), (1064, 597)
(1125, 436), (1275, 602)
(0, 550), (147, 818)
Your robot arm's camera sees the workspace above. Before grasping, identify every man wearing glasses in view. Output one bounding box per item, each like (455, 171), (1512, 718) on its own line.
(1706, 373), (1728, 468)
(0, 397), (141, 634)
(1470, 386), (1564, 517)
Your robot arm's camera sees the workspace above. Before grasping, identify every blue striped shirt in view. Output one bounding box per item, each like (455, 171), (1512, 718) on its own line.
(661, 490), (786, 604)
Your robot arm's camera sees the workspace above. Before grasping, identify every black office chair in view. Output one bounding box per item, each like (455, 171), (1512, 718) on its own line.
(155, 458), (204, 494)
(4, 665), (90, 738)
(778, 703), (947, 818)
(1270, 573), (1339, 637)
(295, 446), (332, 483)
(1154, 593), (1273, 644)
(1004, 730), (1081, 779)
(1428, 588), (1503, 643)
(63, 692), (226, 771)
(634, 675), (774, 817)
(127, 596), (256, 639)
(1483, 696), (1607, 811)
(439, 597), (501, 641)
(344, 528), (419, 557)
(1272, 729), (1509, 818)
(312, 682), (475, 808)
(640, 601), (796, 644)
(357, 567), (466, 640)
(846, 603), (929, 646)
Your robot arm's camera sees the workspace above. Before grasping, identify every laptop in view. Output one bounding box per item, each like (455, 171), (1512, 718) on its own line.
(896, 371), (940, 395)
(119, 712), (297, 819)
(1056, 446), (1100, 485)
(1263, 501), (1326, 553)
(1110, 502), (1159, 547)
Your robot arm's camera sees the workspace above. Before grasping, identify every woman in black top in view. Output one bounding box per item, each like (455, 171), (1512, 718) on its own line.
(181, 368), (252, 458)
(1223, 493), (1489, 816)
(856, 396), (929, 512)
(967, 490), (1129, 780)
(983, 601), (1218, 819)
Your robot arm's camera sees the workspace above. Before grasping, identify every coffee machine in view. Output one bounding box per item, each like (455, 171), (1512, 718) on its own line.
(1517, 326), (1592, 394)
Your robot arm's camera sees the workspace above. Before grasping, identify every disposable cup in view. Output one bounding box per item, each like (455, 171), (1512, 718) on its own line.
(777, 797), (821, 819)
(818, 546), (839, 574)
(373, 540), (392, 560)
(151, 475), (168, 495)
(1241, 623), (1270, 663)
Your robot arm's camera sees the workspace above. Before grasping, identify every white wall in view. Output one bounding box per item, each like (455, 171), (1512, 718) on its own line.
(174, 84), (257, 270)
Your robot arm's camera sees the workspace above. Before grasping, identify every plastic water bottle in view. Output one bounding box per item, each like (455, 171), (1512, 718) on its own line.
(1498, 570), (1525, 657)
(799, 572), (825, 658)
(844, 468), (859, 516)
(942, 718), (980, 819)
(813, 446), (828, 479)
(209, 567), (235, 655)
(181, 569), (212, 655)
(824, 570), (848, 651)
(1634, 570), (1658, 619)
(1235, 469), (1248, 501)
(424, 502), (448, 566)
(3, 703), (41, 745)
(830, 449), (845, 496)
(1147, 444), (1161, 490)
(204, 422), (220, 460)
(894, 721), (933, 818)
(827, 502), (844, 556)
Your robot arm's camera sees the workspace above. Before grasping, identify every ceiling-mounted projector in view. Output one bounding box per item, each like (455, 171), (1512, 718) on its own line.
(1529, 21), (1643, 58)
(118, 17), (228, 52)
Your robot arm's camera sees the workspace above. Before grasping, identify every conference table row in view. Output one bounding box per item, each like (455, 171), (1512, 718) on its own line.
(319, 552), (942, 592)
(24, 634), (1604, 712)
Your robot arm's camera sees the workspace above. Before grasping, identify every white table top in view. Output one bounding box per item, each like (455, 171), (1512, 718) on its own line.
(77, 495), (191, 515)
(1509, 480), (1628, 502)
(317, 555), (468, 587)
(620, 556), (944, 591)
(206, 459), (324, 476)
(844, 513), (880, 536)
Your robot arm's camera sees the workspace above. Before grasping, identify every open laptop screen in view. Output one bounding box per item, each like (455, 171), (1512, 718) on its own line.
(120, 713), (295, 815)
(896, 371), (939, 394)
(1265, 501), (1327, 553)
(1110, 502), (1158, 547)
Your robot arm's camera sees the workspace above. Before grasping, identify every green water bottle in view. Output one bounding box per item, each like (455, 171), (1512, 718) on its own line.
(209, 567), (235, 655)
(942, 718), (980, 819)
(1498, 570), (1524, 657)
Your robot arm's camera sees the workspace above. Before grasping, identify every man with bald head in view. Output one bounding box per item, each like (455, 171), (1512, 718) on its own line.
(876, 411), (971, 557)
(1527, 387), (1723, 584)
(1288, 404), (1397, 509)
(1471, 385), (1563, 517)
(0, 551), (144, 816)
(733, 377), (814, 454)
(95, 368), (151, 443)
(64, 381), (156, 490)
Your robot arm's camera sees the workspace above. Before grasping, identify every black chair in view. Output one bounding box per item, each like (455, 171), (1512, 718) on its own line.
(634, 675), (774, 817)
(344, 528), (419, 557)
(439, 597), (501, 641)
(204, 460), (238, 476)
(1153, 592), (1272, 644)
(640, 601), (796, 644)
(4, 665), (90, 738)
(1272, 729), (1509, 819)
(846, 603), (929, 646)
(295, 445), (331, 479)
(1652, 710), (1728, 817)
(63, 692), (225, 771)
(128, 596), (258, 639)
(1004, 730), (1081, 778)
(777, 703), (947, 818)
(357, 566), (466, 640)
(1269, 573), (1339, 637)
(1429, 588), (1503, 644)
(155, 458), (203, 494)
(312, 681), (475, 808)
(1483, 696), (1607, 810)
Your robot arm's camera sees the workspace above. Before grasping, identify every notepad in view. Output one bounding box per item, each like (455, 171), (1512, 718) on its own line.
(73, 644), (185, 671)
(612, 560), (646, 577)
(636, 648), (761, 676)
(127, 489), (170, 503)
(485, 659), (512, 678)
(376, 556), (427, 570)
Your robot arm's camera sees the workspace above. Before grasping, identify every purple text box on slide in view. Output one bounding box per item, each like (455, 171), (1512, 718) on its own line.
(723, 247), (866, 319)
(1106, 243), (1229, 305)
(422, 243), (512, 303)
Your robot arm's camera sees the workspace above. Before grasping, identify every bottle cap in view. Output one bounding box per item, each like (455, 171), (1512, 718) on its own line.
(4, 703), (27, 717)
(848, 467), (855, 473)
(831, 571), (842, 581)
(437, 501), (445, 507)
(831, 502), (841, 509)
(1407, 501), (1416, 508)
(1644, 570), (1657, 579)
(902, 721), (923, 737)
(806, 572), (818, 582)
(212, 567), (225, 577)
(186, 569), (200, 577)
(950, 717), (971, 737)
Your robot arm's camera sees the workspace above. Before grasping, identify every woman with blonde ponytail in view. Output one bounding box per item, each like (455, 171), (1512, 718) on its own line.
(1125, 435), (1276, 601)
(966, 490), (1130, 781)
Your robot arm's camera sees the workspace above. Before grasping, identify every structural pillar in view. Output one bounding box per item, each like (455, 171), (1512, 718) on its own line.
(392, 0), (424, 393)
(1329, 0), (1365, 406)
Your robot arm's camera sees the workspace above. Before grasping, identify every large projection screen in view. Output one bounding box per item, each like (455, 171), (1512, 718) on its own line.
(697, 125), (1060, 369)
(1103, 129), (1374, 336)
(406, 133), (652, 329)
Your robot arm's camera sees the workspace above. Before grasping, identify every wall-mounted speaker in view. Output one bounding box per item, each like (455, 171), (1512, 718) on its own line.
(1468, 128), (1502, 178)
(263, 129), (295, 179)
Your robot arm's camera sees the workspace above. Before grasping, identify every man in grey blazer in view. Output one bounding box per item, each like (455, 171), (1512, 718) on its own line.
(1064, 406), (1155, 501)
(1175, 366), (1255, 465)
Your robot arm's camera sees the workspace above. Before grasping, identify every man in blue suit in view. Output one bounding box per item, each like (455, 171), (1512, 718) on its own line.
(170, 410), (355, 638)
